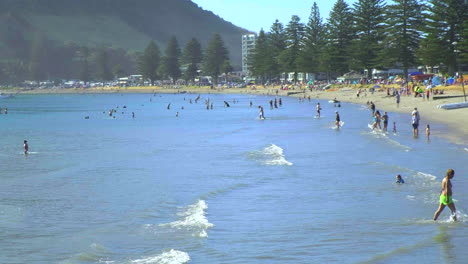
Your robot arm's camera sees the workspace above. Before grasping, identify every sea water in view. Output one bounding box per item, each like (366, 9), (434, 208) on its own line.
(0, 93), (467, 264)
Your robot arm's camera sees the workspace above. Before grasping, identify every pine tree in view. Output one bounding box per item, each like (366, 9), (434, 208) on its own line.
(420, 0), (468, 75)
(96, 47), (113, 81)
(351, 0), (386, 78)
(324, 0), (355, 76)
(221, 60), (233, 82)
(138, 40), (161, 85)
(268, 20), (287, 79)
(162, 36), (181, 84)
(279, 15), (305, 82)
(298, 2), (327, 76)
(182, 38), (203, 82)
(202, 33), (229, 85)
(384, 0), (423, 77)
(249, 29), (275, 82)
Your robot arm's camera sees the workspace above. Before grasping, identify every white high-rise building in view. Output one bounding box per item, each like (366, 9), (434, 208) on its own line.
(242, 34), (257, 74)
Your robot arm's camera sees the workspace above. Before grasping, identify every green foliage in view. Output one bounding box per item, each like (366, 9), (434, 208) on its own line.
(182, 38), (203, 82)
(351, 0), (386, 78)
(138, 41), (161, 85)
(279, 15), (305, 81)
(96, 47), (113, 81)
(325, 0), (355, 75)
(162, 36), (181, 83)
(384, 0), (423, 77)
(249, 29), (277, 81)
(298, 2), (327, 74)
(202, 33), (229, 85)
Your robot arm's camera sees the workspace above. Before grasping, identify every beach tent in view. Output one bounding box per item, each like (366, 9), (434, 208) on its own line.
(447, 77), (455, 84)
(432, 76), (442, 86)
(373, 85), (381, 88)
(409, 71), (423, 76)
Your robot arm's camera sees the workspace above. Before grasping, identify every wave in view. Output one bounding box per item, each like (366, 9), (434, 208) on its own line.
(362, 129), (412, 152)
(131, 249), (190, 264)
(158, 200), (213, 238)
(248, 144), (293, 166)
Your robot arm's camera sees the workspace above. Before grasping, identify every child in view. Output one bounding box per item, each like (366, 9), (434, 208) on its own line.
(396, 174), (405, 184)
(426, 124), (430, 139)
(392, 122), (397, 134)
(23, 140), (28, 155)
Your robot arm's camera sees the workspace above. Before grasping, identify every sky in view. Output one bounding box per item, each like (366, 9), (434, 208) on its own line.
(191, 0), (359, 32)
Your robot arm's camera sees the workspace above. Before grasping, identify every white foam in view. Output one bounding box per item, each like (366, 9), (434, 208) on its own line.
(159, 200), (213, 237)
(131, 249), (190, 264)
(464, 148), (468, 152)
(262, 144), (293, 166)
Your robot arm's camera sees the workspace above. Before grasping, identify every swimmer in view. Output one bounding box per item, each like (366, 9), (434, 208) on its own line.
(395, 174), (404, 184)
(167, 103), (171, 110)
(433, 169), (457, 221)
(176, 112), (179, 117)
(132, 112), (135, 118)
(23, 140), (28, 155)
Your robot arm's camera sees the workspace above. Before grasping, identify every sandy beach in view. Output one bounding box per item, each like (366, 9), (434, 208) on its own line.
(3, 84), (467, 145)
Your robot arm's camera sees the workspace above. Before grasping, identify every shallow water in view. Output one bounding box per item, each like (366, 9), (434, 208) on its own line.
(0, 93), (467, 264)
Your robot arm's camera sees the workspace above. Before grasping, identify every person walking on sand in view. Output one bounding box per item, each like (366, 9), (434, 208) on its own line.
(433, 169), (457, 221)
(23, 140), (28, 155)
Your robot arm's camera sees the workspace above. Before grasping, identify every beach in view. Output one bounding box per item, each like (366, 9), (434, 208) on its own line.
(5, 84), (467, 145)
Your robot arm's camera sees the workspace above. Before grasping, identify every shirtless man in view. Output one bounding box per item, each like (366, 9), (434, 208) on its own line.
(23, 140), (28, 155)
(316, 103), (321, 118)
(335, 111), (341, 128)
(258, 106), (265, 119)
(433, 169), (457, 221)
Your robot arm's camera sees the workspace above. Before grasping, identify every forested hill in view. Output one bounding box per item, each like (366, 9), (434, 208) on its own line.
(0, 0), (249, 66)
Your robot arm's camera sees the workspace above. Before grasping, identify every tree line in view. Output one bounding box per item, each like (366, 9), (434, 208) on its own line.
(138, 33), (232, 85)
(249, 0), (468, 83)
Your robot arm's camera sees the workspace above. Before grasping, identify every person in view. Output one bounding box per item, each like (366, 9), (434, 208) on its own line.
(176, 112), (179, 117)
(316, 103), (321, 118)
(433, 169), (457, 221)
(393, 122), (397, 134)
(426, 124), (430, 139)
(382, 112), (389, 133)
(411, 108), (420, 137)
(396, 174), (405, 184)
(396, 92), (400, 108)
(370, 101), (375, 114)
(335, 111), (341, 128)
(258, 105), (265, 119)
(23, 140), (28, 155)
(132, 112), (135, 118)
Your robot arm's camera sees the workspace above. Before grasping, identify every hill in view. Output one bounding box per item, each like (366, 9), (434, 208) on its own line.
(0, 0), (249, 72)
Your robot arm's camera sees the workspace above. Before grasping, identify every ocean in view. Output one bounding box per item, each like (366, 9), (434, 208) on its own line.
(0, 93), (467, 264)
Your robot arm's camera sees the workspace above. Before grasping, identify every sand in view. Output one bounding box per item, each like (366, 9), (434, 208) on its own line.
(3, 85), (467, 145)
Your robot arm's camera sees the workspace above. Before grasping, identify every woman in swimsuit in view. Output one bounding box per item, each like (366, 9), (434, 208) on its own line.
(433, 169), (456, 221)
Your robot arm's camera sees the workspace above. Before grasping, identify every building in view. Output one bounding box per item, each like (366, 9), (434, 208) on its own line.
(241, 34), (257, 74)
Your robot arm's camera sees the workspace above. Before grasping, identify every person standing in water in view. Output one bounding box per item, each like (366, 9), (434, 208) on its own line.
(382, 112), (389, 133)
(316, 103), (321, 118)
(258, 106), (265, 119)
(23, 140), (28, 155)
(335, 111), (341, 128)
(426, 124), (430, 139)
(433, 169), (457, 221)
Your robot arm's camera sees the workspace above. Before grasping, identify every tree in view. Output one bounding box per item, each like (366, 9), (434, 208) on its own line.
(29, 33), (48, 82)
(202, 33), (229, 85)
(324, 0), (355, 76)
(384, 0), (423, 77)
(77, 46), (91, 84)
(298, 2), (327, 75)
(96, 47), (113, 81)
(221, 60), (233, 82)
(419, 0), (468, 75)
(268, 19), (287, 79)
(249, 29), (276, 82)
(138, 40), (161, 85)
(351, 0), (386, 78)
(279, 15), (305, 82)
(3, 60), (27, 85)
(182, 38), (203, 82)
(162, 36), (181, 83)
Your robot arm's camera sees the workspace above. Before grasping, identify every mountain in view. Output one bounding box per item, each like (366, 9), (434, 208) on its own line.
(0, 0), (250, 70)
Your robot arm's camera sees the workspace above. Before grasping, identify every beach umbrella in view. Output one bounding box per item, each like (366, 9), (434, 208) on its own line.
(373, 85), (381, 88)
(432, 76), (442, 86)
(447, 77), (455, 85)
(409, 71), (423, 76)
(389, 76), (395, 80)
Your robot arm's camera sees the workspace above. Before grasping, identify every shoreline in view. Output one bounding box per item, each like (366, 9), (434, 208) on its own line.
(3, 85), (467, 145)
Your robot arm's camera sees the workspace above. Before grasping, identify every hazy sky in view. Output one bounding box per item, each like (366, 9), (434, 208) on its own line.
(191, 0), (359, 32)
